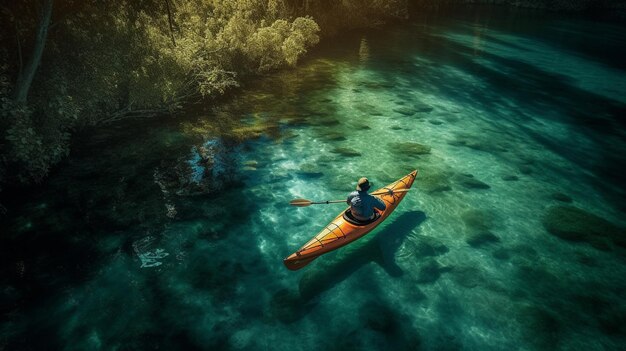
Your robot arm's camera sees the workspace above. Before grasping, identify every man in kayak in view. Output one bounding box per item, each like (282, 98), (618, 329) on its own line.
(346, 177), (386, 222)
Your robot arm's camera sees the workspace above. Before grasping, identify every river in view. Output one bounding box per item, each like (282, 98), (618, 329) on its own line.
(1, 6), (625, 351)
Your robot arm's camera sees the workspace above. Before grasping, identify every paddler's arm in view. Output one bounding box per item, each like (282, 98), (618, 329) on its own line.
(346, 191), (358, 205)
(372, 195), (386, 211)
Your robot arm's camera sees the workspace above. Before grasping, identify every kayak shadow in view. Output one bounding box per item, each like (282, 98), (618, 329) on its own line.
(270, 211), (426, 324)
(298, 210), (426, 301)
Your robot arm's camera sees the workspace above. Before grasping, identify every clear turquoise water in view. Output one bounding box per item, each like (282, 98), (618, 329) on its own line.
(2, 7), (626, 351)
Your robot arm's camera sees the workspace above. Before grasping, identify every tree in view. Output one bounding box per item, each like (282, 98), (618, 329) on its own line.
(245, 17), (319, 72)
(12, 0), (54, 104)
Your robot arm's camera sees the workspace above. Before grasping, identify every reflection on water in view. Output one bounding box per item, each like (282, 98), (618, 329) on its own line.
(133, 236), (169, 268)
(1, 7), (626, 351)
(359, 37), (370, 63)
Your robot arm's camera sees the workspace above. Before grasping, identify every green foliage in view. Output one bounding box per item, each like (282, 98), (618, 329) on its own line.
(5, 110), (61, 182)
(285, 17), (320, 66)
(0, 62), (10, 110)
(1, 69), (77, 182)
(0, 0), (405, 186)
(246, 20), (290, 72)
(245, 17), (319, 72)
(1, 41), (80, 182)
(197, 68), (239, 96)
(291, 16), (322, 45)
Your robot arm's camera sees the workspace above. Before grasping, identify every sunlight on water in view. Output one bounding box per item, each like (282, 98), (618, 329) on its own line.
(444, 29), (626, 103)
(2, 8), (625, 351)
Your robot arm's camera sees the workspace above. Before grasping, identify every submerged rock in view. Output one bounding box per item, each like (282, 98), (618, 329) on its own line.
(297, 163), (324, 178)
(414, 103), (434, 113)
(575, 252), (598, 267)
(510, 244), (538, 261)
(516, 305), (562, 350)
(331, 147), (361, 157)
(492, 245), (537, 262)
(412, 235), (449, 257)
(450, 266), (484, 288)
(230, 330), (254, 350)
(597, 306), (626, 336)
(389, 142), (431, 156)
(543, 206), (626, 250)
(355, 103), (377, 114)
(229, 123), (281, 141)
(323, 132), (347, 141)
(393, 107), (416, 116)
(466, 232), (500, 247)
(416, 260), (450, 284)
(396, 92), (412, 100)
(517, 266), (558, 294)
(316, 155), (337, 163)
(551, 193), (572, 203)
(281, 132), (300, 140)
(502, 175), (519, 181)
(438, 112), (460, 123)
(310, 117), (341, 127)
(359, 301), (398, 332)
(461, 209), (496, 231)
(355, 101), (376, 112)
(454, 174), (490, 190)
(358, 80), (394, 90)
(519, 165), (533, 175)
(492, 248), (511, 260)
(462, 208), (500, 252)
(418, 171), (453, 194)
(449, 135), (508, 153)
(269, 289), (310, 324)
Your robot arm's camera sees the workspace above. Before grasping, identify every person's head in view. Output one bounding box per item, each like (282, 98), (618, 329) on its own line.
(356, 177), (370, 192)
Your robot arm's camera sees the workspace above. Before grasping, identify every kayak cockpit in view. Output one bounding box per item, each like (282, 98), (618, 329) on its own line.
(342, 209), (382, 226)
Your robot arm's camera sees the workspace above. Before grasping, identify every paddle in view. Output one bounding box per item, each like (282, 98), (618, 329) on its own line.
(289, 189), (412, 207)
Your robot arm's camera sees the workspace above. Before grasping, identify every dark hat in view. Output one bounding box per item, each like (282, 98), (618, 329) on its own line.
(356, 177), (370, 191)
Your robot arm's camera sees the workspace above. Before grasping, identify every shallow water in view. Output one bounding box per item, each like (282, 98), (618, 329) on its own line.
(2, 7), (626, 351)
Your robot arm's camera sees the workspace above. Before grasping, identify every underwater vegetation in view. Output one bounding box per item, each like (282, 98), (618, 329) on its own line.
(1, 4), (625, 351)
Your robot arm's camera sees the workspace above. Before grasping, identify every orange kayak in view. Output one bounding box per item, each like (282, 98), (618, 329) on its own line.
(284, 170), (417, 270)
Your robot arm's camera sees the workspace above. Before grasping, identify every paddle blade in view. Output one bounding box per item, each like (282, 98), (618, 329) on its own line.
(289, 198), (313, 207)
